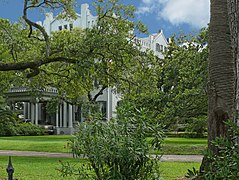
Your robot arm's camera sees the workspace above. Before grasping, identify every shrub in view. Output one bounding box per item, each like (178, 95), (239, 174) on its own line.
(185, 116), (207, 138)
(203, 121), (239, 179)
(17, 123), (45, 136)
(0, 108), (44, 136)
(0, 109), (18, 136)
(59, 103), (163, 180)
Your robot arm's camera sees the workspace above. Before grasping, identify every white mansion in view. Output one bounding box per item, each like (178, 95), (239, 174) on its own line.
(6, 4), (168, 135)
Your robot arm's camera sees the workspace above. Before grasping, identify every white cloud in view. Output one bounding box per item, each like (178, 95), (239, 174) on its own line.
(136, 0), (210, 28)
(137, 6), (151, 14)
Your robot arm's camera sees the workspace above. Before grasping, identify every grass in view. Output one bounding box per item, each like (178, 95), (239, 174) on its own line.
(0, 156), (200, 180)
(0, 136), (72, 152)
(161, 138), (207, 155)
(160, 162), (200, 180)
(148, 137), (207, 155)
(0, 156), (79, 180)
(0, 136), (204, 179)
(0, 136), (207, 155)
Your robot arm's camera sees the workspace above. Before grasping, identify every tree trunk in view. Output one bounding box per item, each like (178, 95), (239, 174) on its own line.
(228, 0), (239, 125)
(201, 0), (236, 172)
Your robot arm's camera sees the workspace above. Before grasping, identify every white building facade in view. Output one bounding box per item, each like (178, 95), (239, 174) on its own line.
(136, 30), (169, 59)
(6, 4), (168, 135)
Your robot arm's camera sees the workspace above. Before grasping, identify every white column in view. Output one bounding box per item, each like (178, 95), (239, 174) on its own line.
(56, 106), (59, 128)
(68, 104), (73, 128)
(107, 88), (110, 120)
(24, 102), (27, 120)
(60, 104), (63, 127)
(35, 103), (39, 125)
(80, 106), (84, 123)
(73, 105), (76, 124)
(63, 102), (67, 127)
(31, 103), (35, 124)
(27, 102), (30, 119)
(38, 103), (42, 121)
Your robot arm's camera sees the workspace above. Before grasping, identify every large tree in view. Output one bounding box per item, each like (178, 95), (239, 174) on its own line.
(207, 0), (235, 154)
(0, 0), (147, 102)
(119, 29), (208, 133)
(200, 0), (237, 173)
(207, 0), (235, 153)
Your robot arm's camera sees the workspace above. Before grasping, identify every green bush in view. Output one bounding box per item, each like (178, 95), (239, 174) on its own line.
(0, 109), (44, 136)
(59, 103), (163, 180)
(0, 109), (18, 136)
(203, 121), (239, 179)
(17, 123), (45, 136)
(185, 116), (207, 138)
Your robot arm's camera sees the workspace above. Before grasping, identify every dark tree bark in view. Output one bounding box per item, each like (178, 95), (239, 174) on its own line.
(228, 0), (239, 123)
(200, 0), (236, 172)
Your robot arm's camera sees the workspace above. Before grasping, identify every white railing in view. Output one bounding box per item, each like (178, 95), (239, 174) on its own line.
(8, 87), (58, 93)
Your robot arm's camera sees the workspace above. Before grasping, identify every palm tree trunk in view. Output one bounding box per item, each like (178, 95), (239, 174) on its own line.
(228, 0), (239, 124)
(200, 0), (235, 172)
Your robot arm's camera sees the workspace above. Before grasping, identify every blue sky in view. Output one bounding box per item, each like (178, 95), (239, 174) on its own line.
(0, 0), (210, 38)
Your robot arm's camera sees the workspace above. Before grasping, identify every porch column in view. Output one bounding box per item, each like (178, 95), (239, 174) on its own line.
(35, 102), (39, 125)
(38, 103), (42, 121)
(107, 88), (110, 120)
(27, 102), (30, 119)
(68, 104), (73, 128)
(80, 106), (84, 123)
(59, 103), (63, 127)
(30, 103), (35, 124)
(63, 102), (67, 127)
(73, 105), (76, 124)
(56, 105), (59, 128)
(23, 102), (27, 120)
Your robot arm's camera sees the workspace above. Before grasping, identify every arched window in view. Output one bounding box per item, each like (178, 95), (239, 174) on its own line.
(156, 43), (160, 52)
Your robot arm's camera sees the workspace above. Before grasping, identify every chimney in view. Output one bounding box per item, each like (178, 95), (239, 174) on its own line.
(43, 12), (54, 35)
(81, 3), (89, 28)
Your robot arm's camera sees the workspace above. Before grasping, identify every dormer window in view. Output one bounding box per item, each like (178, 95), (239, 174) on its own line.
(69, 24), (73, 30)
(156, 43), (165, 52)
(58, 26), (62, 31)
(156, 43), (160, 52)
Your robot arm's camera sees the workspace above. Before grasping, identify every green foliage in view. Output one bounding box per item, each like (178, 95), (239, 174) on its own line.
(0, 109), (44, 136)
(122, 28), (208, 131)
(0, 0), (149, 103)
(185, 115), (207, 137)
(203, 121), (239, 179)
(45, 98), (59, 114)
(0, 96), (7, 110)
(0, 109), (18, 136)
(60, 103), (163, 179)
(17, 122), (45, 136)
(186, 167), (199, 179)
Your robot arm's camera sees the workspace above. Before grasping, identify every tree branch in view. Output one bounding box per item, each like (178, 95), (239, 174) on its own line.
(0, 57), (77, 71)
(93, 86), (107, 102)
(23, 0), (50, 56)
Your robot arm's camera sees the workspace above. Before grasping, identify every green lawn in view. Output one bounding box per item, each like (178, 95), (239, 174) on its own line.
(160, 161), (200, 180)
(147, 137), (207, 155)
(0, 136), (204, 179)
(0, 136), (72, 152)
(0, 156), (200, 180)
(161, 138), (207, 155)
(0, 156), (79, 180)
(0, 136), (207, 155)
